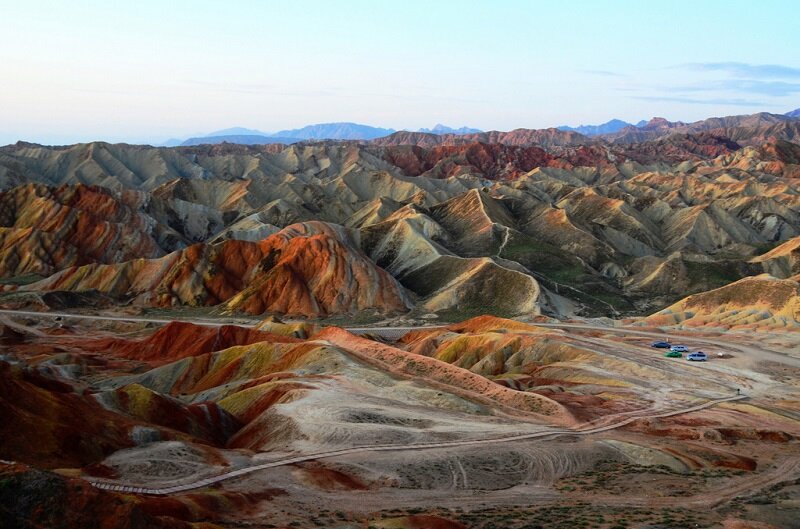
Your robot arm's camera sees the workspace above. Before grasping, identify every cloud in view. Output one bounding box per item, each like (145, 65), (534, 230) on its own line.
(580, 69), (624, 77)
(632, 96), (768, 107)
(683, 62), (800, 79)
(667, 79), (800, 97)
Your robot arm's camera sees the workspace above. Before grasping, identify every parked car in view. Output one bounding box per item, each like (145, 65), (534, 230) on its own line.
(670, 345), (689, 353)
(687, 352), (708, 361)
(651, 341), (671, 348)
(664, 351), (682, 358)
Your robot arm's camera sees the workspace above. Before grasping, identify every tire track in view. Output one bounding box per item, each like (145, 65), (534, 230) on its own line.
(87, 394), (746, 495)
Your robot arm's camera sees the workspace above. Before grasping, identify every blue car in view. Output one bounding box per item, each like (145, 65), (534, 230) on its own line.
(687, 352), (707, 361)
(651, 341), (671, 348)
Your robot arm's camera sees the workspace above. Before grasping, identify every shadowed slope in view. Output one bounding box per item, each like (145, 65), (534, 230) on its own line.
(0, 353), (243, 467)
(751, 236), (800, 278)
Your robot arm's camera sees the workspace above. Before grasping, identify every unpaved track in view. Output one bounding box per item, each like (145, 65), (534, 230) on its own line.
(534, 322), (800, 368)
(87, 395), (746, 495)
(0, 309), (253, 328)
(2, 309), (796, 366)
(3, 308), (794, 500)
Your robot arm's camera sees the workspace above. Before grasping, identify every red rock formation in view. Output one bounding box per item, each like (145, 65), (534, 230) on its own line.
(11, 221), (411, 318)
(0, 183), (166, 277)
(228, 223), (410, 316)
(88, 321), (299, 364)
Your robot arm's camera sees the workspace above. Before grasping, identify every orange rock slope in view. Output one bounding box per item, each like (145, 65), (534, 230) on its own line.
(7, 221), (411, 318)
(0, 183), (167, 278)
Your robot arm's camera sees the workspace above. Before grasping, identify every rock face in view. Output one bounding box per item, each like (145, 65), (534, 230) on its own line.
(0, 360), (138, 468)
(223, 222), (412, 316)
(0, 109), (799, 319)
(372, 128), (595, 148)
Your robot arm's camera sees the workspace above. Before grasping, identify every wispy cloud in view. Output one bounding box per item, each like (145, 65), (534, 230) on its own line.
(666, 79), (800, 97)
(580, 69), (624, 77)
(632, 96), (768, 107)
(623, 63), (800, 106)
(683, 62), (800, 79)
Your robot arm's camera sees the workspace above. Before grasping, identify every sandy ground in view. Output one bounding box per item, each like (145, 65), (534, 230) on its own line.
(3, 312), (800, 528)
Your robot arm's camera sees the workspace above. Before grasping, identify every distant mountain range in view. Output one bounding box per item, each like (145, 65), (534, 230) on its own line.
(557, 119), (634, 136)
(163, 110), (800, 147)
(180, 135), (304, 147)
(172, 122), (483, 146)
(417, 124), (482, 135)
(558, 109), (800, 137)
(272, 122), (395, 141)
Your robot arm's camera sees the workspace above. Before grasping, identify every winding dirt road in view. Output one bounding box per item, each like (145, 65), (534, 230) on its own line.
(86, 394), (746, 496)
(2, 308), (796, 500)
(2, 309), (797, 367)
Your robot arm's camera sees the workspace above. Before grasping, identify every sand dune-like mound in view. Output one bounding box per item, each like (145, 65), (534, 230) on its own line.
(404, 256), (542, 317)
(255, 315), (321, 338)
(116, 327), (573, 426)
(92, 383), (240, 445)
(646, 274), (800, 329)
(444, 314), (549, 334)
(397, 315), (674, 396)
(315, 327), (574, 424)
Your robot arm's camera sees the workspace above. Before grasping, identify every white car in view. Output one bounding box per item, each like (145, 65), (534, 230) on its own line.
(670, 345), (689, 353)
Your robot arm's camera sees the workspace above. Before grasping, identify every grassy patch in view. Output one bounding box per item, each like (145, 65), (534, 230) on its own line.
(0, 274), (44, 286)
(368, 503), (713, 529)
(555, 459), (744, 497)
(500, 232), (584, 281)
(321, 310), (389, 326)
(684, 260), (742, 289)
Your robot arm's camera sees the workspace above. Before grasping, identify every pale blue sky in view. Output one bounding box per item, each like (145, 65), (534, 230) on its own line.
(1, 0), (798, 145)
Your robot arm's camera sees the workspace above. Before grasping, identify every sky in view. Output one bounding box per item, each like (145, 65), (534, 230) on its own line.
(1, 0), (799, 145)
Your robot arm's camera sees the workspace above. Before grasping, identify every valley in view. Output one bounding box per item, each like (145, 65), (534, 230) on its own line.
(2, 110), (800, 529)
(1, 311), (798, 528)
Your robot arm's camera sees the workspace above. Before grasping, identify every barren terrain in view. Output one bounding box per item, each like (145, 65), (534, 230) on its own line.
(1, 311), (798, 528)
